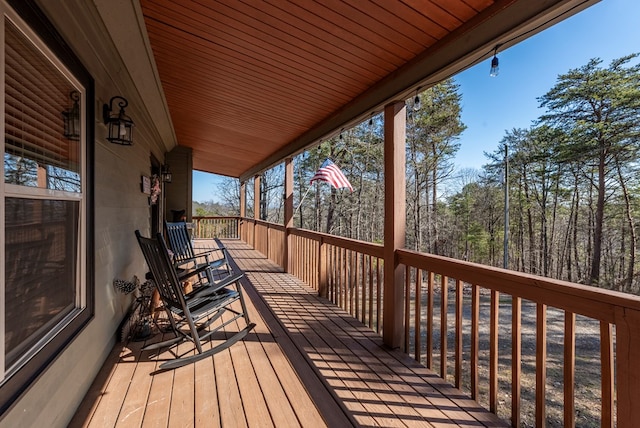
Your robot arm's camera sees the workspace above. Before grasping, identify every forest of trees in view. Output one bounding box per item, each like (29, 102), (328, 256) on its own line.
(216, 54), (640, 294)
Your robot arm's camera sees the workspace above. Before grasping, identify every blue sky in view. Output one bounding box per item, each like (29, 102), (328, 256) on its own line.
(455, 0), (639, 170)
(193, 0), (639, 202)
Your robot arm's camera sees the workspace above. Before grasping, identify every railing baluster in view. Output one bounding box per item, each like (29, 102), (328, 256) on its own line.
(512, 296), (522, 428)
(369, 255), (374, 330)
(342, 248), (348, 311)
(471, 283), (479, 400)
(536, 303), (547, 427)
(319, 240), (327, 297)
(299, 235), (303, 281)
(338, 247), (343, 308)
(564, 311), (575, 428)
(355, 251), (359, 317)
(292, 235), (297, 277)
(441, 275), (448, 380)
(334, 246), (340, 307)
(377, 258), (382, 334)
(490, 289), (499, 413)
(330, 245), (335, 302)
(346, 249), (351, 314)
(360, 253), (365, 323)
(427, 271), (434, 370)
(404, 265), (410, 354)
(600, 321), (614, 428)
(343, 248), (348, 311)
(308, 237), (312, 285)
(350, 250), (356, 316)
(455, 279), (463, 389)
(416, 268), (422, 364)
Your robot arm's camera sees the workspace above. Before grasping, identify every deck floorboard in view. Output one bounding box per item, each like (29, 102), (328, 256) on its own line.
(70, 239), (506, 427)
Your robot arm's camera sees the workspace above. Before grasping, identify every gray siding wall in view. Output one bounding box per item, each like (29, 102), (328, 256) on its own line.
(0, 1), (178, 426)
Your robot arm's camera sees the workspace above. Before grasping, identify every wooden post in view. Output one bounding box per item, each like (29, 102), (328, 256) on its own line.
(614, 307), (640, 427)
(284, 157), (294, 272)
(318, 239), (327, 298)
(240, 181), (246, 218)
(239, 181), (246, 240)
(254, 175), (261, 221)
(253, 175), (260, 247)
(383, 100), (406, 349)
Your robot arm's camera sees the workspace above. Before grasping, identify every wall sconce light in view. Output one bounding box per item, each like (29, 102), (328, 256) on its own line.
(103, 96), (134, 145)
(161, 164), (172, 183)
(62, 90), (80, 141)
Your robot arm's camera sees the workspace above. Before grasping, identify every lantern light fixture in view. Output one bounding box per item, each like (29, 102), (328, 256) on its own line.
(62, 90), (80, 141)
(103, 96), (134, 145)
(161, 164), (172, 183)
(490, 45), (501, 77)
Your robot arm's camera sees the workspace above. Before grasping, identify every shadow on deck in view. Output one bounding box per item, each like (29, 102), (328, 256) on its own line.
(70, 239), (506, 427)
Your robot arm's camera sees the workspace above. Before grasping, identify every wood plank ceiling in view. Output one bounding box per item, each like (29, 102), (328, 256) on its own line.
(139, 0), (590, 180)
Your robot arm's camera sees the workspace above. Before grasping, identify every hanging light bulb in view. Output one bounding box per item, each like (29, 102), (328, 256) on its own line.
(368, 113), (373, 127)
(490, 46), (500, 77)
(413, 91), (421, 112)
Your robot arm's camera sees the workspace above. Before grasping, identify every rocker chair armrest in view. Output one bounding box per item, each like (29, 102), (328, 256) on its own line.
(177, 263), (211, 282)
(174, 249), (223, 268)
(192, 247), (226, 259)
(186, 272), (244, 299)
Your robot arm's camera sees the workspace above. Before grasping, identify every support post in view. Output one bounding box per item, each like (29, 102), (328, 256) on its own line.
(240, 181), (246, 217)
(383, 100), (406, 349)
(253, 175), (260, 248)
(615, 308), (640, 427)
(240, 181), (246, 240)
(253, 175), (261, 221)
(284, 157), (294, 272)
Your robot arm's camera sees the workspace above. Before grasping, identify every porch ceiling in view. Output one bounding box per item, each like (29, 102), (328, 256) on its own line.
(139, 0), (595, 181)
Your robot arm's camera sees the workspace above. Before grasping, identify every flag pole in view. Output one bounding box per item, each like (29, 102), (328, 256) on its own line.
(295, 186), (312, 214)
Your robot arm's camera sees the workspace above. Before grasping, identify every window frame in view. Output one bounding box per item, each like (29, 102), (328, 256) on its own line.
(0, 0), (94, 414)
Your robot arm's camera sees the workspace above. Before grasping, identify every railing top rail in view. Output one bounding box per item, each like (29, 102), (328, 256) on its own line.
(289, 227), (384, 258)
(192, 216), (240, 220)
(237, 217), (285, 231)
(397, 248), (640, 322)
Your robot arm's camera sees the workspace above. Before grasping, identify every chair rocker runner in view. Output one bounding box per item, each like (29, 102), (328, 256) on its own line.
(135, 230), (255, 370)
(165, 221), (231, 284)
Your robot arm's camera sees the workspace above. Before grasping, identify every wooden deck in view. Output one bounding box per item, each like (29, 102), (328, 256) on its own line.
(70, 239), (506, 427)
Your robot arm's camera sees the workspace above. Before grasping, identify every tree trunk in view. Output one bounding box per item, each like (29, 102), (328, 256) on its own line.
(572, 175), (581, 280)
(589, 148), (606, 285)
(326, 188), (336, 234)
(431, 164), (439, 255)
(616, 157), (636, 292)
(523, 168), (536, 274)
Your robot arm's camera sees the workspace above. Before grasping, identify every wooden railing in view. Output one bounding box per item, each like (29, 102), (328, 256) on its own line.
(211, 216), (640, 427)
(192, 216), (239, 239)
(289, 228), (385, 333)
(239, 218), (285, 268)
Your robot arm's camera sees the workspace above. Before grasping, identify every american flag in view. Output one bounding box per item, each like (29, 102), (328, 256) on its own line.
(310, 158), (353, 192)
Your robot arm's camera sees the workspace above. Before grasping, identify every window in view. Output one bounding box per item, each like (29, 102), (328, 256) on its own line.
(1, 0), (93, 412)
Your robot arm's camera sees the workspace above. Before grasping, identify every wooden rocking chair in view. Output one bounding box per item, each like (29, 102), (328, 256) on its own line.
(165, 221), (231, 284)
(135, 230), (255, 370)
